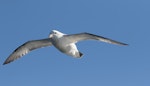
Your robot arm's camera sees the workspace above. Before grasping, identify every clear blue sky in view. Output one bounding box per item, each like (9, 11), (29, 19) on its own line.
(0, 0), (150, 86)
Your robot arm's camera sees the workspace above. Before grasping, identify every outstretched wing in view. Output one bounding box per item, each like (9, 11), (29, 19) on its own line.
(65, 33), (128, 45)
(3, 38), (52, 65)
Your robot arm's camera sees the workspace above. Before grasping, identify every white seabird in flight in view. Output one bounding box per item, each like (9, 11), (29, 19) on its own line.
(3, 30), (128, 65)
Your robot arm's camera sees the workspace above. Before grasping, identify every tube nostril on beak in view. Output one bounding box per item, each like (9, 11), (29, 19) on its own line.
(49, 34), (53, 38)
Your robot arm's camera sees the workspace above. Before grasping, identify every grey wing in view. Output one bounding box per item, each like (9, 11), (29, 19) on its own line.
(3, 38), (52, 65)
(64, 33), (128, 45)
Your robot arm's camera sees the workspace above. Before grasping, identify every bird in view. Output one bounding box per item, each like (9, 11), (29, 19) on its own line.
(3, 30), (128, 65)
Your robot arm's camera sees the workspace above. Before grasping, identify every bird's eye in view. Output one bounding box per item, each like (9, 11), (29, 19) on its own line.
(54, 32), (57, 34)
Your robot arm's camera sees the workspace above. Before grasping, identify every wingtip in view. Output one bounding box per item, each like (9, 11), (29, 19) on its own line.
(115, 42), (128, 46)
(3, 59), (12, 65)
(3, 62), (7, 65)
(125, 44), (129, 46)
(121, 43), (129, 46)
(3, 61), (9, 65)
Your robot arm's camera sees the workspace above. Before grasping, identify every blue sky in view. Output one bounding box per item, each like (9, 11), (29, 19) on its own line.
(0, 0), (150, 86)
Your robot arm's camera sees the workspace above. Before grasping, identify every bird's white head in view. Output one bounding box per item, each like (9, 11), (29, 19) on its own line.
(49, 30), (65, 38)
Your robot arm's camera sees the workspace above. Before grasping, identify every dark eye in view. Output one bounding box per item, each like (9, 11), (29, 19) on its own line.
(54, 32), (57, 34)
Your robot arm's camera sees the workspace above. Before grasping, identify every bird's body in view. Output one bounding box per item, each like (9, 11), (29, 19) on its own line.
(3, 30), (128, 65)
(50, 31), (82, 57)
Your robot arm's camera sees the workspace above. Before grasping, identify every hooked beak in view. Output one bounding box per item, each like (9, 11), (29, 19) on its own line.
(49, 34), (53, 38)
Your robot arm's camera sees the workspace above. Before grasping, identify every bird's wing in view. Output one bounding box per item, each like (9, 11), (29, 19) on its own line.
(3, 38), (52, 65)
(64, 33), (128, 45)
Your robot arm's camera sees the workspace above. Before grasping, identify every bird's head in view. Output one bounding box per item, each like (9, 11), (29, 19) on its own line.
(49, 30), (65, 38)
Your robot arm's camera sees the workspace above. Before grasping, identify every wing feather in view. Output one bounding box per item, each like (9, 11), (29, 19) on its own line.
(3, 38), (52, 65)
(65, 33), (128, 45)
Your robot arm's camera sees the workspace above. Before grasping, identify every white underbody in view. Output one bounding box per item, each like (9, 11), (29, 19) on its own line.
(51, 36), (81, 58)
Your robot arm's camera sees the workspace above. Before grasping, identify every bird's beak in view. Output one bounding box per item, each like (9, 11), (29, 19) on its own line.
(49, 34), (53, 38)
